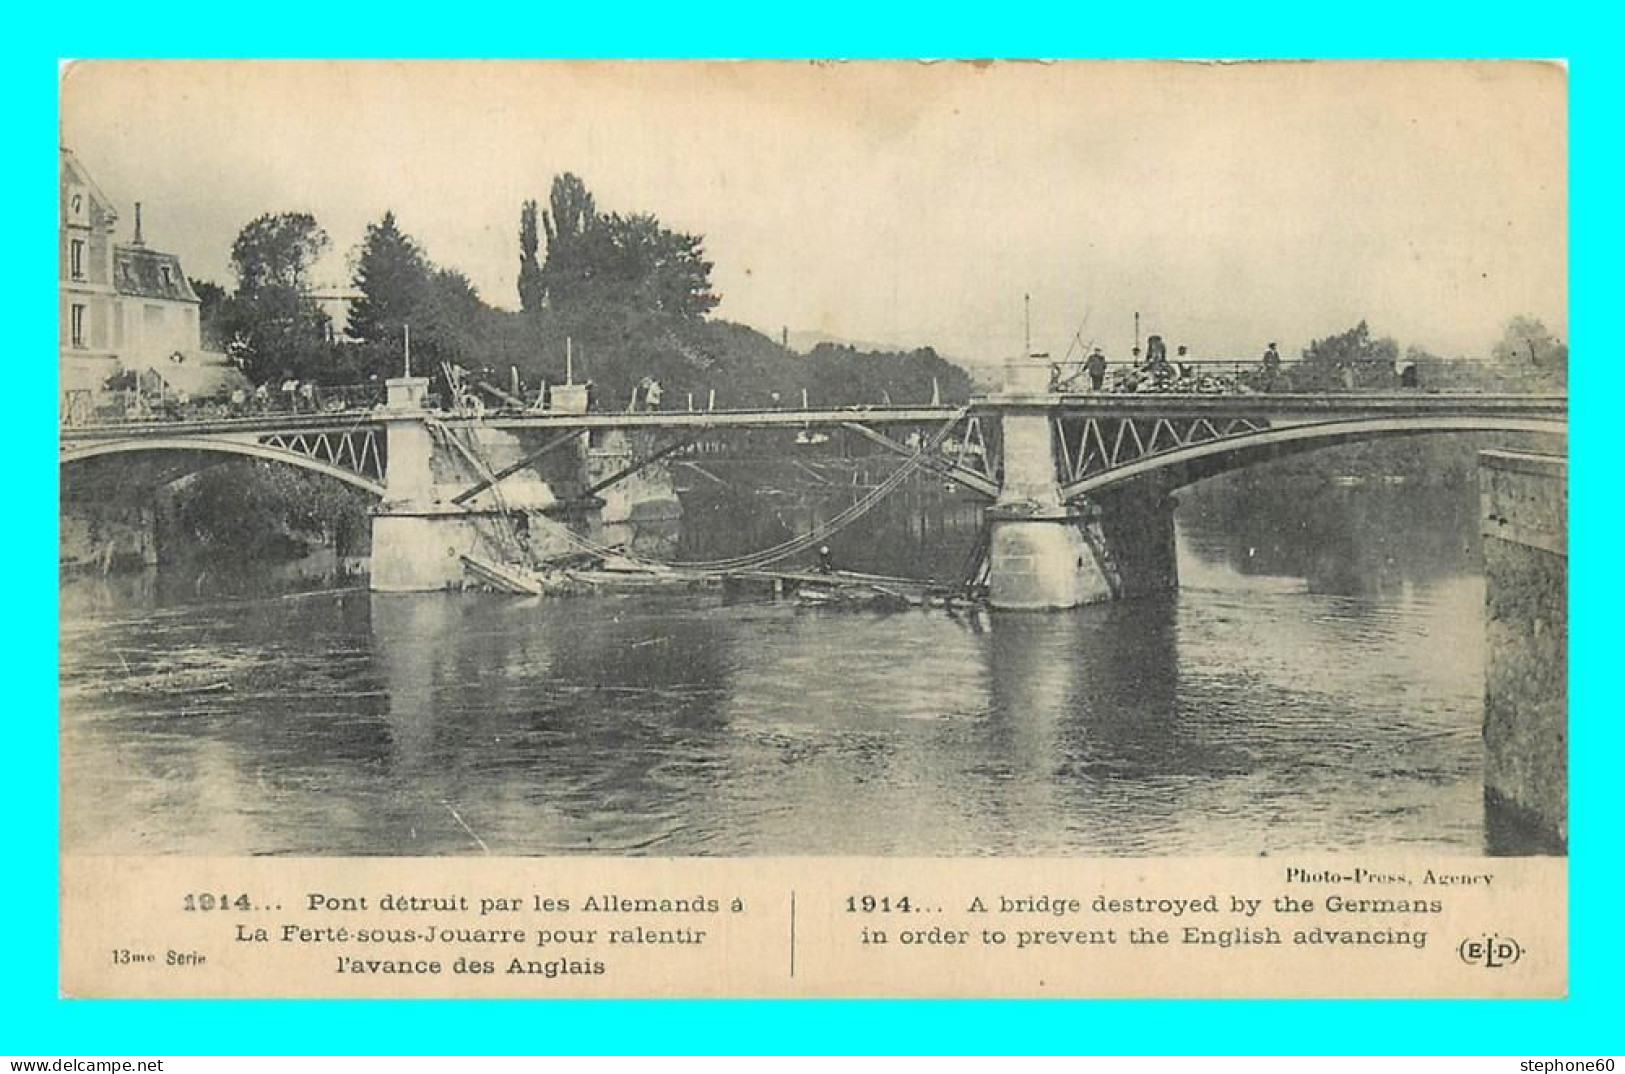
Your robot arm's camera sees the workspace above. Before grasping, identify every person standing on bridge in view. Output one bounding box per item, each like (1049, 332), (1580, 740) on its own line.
(1146, 335), (1167, 368)
(1086, 347), (1108, 391)
(644, 379), (663, 411)
(1262, 342), (1282, 391)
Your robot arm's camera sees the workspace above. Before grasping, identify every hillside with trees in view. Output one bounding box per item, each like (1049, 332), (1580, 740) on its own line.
(195, 173), (972, 411)
(171, 174), (973, 564)
(1209, 315), (1566, 491)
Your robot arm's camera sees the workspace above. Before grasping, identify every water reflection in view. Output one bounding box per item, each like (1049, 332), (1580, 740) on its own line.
(1180, 482), (1480, 598)
(60, 476), (1510, 856)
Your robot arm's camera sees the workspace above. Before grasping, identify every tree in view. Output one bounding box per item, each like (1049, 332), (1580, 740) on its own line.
(219, 212), (333, 383)
(534, 173), (718, 320)
(433, 267), (484, 324)
(171, 461), (371, 559)
(347, 211), (430, 348)
(518, 200), (544, 313)
(1492, 315), (1567, 388)
(598, 212), (719, 318)
(190, 278), (229, 350)
(348, 212), (490, 383)
(1492, 315), (1566, 366)
(416, 267), (485, 370)
(538, 173), (600, 312)
(1299, 320), (1400, 390)
(230, 212), (329, 294)
(542, 173), (596, 257)
(801, 342), (971, 408)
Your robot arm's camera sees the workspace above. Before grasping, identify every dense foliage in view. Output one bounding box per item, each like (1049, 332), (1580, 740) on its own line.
(1213, 315), (1566, 490)
(168, 462), (371, 560)
(194, 174), (963, 410)
(173, 174), (978, 558)
(207, 212), (335, 385)
(343, 210), (486, 380)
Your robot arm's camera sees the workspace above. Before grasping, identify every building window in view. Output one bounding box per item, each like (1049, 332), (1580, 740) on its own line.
(70, 239), (85, 280)
(71, 304), (86, 348)
(160, 265), (172, 288)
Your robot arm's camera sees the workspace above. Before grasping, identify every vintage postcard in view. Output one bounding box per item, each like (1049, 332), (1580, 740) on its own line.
(57, 59), (1567, 998)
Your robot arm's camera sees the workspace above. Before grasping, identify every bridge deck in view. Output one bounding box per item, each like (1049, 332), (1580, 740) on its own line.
(60, 407), (967, 440)
(59, 392), (1567, 442)
(1003, 391), (1568, 418)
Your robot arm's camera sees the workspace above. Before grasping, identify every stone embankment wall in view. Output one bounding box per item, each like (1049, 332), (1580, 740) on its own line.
(1480, 450), (1567, 851)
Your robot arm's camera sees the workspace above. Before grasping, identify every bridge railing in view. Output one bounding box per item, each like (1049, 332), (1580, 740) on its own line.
(59, 357), (1566, 430)
(60, 382), (390, 427)
(1047, 357), (1565, 396)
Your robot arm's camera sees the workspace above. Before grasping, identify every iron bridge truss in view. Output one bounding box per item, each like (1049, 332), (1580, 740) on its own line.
(258, 427), (387, 484)
(1056, 413), (1271, 488)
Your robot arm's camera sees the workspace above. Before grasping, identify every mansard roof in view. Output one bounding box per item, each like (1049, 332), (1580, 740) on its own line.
(64, 146), (199, 303)
(113, 244), (199, 303)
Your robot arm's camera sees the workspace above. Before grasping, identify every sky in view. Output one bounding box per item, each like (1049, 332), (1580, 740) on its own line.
(60, 60), (1567, 366)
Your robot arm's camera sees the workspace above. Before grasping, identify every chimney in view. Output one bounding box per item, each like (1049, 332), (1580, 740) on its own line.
(132, 202), (145, 246)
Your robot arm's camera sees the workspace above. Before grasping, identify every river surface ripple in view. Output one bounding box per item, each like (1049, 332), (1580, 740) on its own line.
(60, 486), (1494, 857)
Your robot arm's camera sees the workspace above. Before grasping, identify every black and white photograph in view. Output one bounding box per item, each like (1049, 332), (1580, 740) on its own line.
(58, 60), (1567, 864)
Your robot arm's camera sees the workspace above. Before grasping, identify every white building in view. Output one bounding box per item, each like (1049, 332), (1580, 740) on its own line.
(60, 147), (235, 415)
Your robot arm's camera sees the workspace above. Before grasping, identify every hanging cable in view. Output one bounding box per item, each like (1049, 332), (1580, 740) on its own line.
(534, 408), (970, 574)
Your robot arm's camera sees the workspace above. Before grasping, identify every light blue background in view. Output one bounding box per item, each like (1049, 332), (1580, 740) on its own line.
(11, 2), (1614, 1054)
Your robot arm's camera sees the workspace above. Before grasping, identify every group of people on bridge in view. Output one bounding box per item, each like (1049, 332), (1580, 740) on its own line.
(65, 330), (1451, 431)
(1049, 335), (1244, 395)
(1042, 337), (1412, 396)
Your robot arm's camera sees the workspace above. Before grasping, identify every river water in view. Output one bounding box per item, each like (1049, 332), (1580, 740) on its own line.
(60, 477), (1514, 857)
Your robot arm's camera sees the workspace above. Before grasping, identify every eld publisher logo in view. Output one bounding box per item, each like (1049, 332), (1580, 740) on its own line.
(1458, 934), (1523, 968)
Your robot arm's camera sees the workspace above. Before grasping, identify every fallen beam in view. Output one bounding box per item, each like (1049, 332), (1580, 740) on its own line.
(581, 436), (702, 498)
(839, 422), (1000, 498)
(451, 428), (587, 506)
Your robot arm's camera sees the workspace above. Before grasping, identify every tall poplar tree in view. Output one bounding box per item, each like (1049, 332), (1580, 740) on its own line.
(518, 200), (546, 313)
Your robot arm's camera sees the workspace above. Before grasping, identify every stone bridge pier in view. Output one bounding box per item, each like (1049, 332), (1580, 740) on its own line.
(371, 376), (459, 591)
(985, 363), (1178, 610)
(370, 377), (581, 592)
